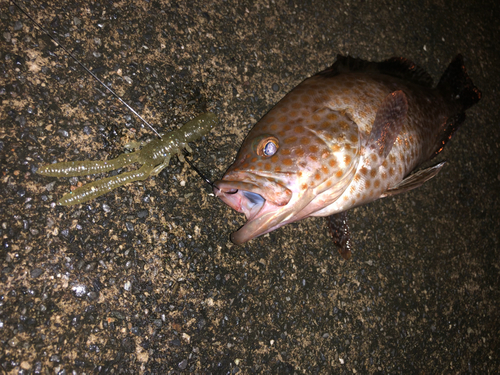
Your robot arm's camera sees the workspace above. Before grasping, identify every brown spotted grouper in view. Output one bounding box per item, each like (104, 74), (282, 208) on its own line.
(214, 55), (481, 259)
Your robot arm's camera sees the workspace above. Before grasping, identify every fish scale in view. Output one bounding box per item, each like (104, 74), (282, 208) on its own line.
(215, 55), (481, 258)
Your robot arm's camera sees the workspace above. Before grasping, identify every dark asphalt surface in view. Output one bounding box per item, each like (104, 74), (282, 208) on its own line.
(1, 0), (499, 373)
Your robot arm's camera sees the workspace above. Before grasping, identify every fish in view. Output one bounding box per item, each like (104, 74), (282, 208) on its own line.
(214, 54), (481, 259)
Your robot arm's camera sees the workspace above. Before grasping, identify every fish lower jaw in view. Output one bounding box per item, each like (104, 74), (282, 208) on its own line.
(215, 189), (286, 244)
(229, 208), (285, 245)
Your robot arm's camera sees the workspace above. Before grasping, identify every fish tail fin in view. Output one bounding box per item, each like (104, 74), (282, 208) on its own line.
(432, 55), (481, 157)
(437, 54), (482, 112)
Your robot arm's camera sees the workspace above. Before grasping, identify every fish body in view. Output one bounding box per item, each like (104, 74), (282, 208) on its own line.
(215, 55), (481, 257)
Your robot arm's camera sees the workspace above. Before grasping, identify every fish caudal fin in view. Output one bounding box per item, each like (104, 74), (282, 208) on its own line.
(433, 55), (482, 157)
(437, 54), (482, 112)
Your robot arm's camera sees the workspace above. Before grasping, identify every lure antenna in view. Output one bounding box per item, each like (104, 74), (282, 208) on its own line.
(11, 0), (162, 139)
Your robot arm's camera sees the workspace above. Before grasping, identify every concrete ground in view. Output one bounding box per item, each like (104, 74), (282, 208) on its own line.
(1, 0), (498, 373)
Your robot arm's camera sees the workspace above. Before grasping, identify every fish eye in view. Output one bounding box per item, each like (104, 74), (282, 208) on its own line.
(256, 137), (279, 157)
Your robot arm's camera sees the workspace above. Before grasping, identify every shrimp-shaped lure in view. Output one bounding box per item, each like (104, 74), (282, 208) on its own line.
(38, 112), (218, 206)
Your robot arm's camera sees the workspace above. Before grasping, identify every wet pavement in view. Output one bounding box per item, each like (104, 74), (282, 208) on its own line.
(1, 0), (499, 373)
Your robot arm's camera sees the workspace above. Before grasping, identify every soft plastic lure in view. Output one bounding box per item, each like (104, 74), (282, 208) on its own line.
(10, 3), (218, 206)
(38, 113), (218, 206)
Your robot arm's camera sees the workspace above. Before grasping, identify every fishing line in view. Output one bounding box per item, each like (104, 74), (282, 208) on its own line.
(11, 0), (163, 139)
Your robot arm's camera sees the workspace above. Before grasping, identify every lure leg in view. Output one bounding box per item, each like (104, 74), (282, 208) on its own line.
(38, 152), (140, 177)
(58, 164), (153, 206)
(150, 157), (171, 176)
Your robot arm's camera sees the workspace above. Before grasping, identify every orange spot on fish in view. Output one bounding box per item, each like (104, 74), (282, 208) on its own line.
(339, 121), (349, 129)
(271, 155), (279, 163)
(300, 138), (310, 145)
(336, 170), (343, 178)
(284, 136), (297, 144)
(264, 163), (271, 171)
(329, 159), (336, 167)
(309, 145), (319, 153)
(344, 155), (352, 164)
(294, 126), (304, 133)
(283, 158), (293, 166)
(315, 173), (321, 180)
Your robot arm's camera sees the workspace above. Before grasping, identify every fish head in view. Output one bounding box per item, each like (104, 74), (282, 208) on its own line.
(214, 95), (360, 244)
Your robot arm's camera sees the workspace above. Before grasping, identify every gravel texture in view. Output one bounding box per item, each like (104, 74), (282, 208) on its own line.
(1, 0), (499, 373)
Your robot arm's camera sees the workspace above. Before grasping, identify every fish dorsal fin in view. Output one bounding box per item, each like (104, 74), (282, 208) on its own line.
(377, 57), (434, 87)
(319, 55), (434, 87)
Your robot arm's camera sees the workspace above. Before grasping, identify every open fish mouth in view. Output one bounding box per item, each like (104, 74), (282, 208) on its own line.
(213, 179), (294, 244)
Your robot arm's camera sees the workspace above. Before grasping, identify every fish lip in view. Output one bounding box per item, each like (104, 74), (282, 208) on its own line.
(213, 178), (294, 244)
(213, 181), (267, 221)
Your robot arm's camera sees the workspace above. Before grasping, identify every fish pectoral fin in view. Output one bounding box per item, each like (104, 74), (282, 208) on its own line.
(365, 90), (408, 169)
(381, 161), (446, 198)
(326, 211), (352, 260)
